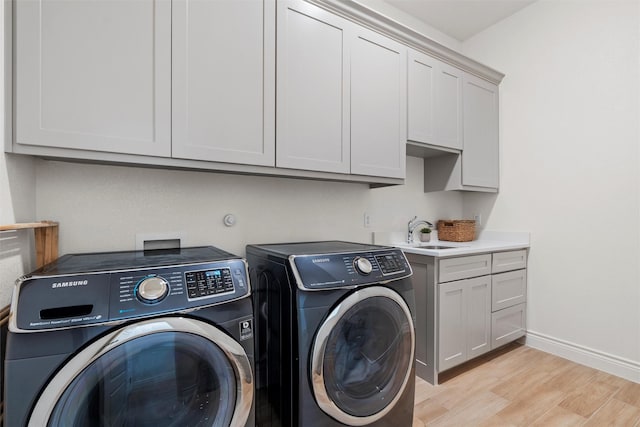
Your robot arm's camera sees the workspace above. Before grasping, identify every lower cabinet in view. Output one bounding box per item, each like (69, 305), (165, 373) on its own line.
(407, 249), (528, 385)
(491, 268), (527, 349)
(492, 303), (526, 349)
(438, 275), (491, 371)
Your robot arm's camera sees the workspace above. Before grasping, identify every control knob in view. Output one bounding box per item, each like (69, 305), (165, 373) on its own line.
(136, 276), (169, 304)
(353, 257), (373, 275)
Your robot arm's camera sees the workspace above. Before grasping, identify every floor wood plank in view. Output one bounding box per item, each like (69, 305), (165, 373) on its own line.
(582, 398), (640, 427)
(480, 388), (565, 427)
(558, 379), (618, 418)
(427, 391), (509, 427)
(530, 406), (587, 427)
(413, 398), (449, 424)
(615, 382), (640, 409)
(412, 344), (640, 426)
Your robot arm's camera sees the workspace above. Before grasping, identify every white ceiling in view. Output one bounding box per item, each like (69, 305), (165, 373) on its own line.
(384, 0), (537, 41)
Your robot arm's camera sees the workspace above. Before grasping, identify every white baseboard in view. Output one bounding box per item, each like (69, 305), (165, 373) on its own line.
(524, 330), (640, 384)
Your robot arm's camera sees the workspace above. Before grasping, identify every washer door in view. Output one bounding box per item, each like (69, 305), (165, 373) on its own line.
(29, 317), (253, 427)
(311, 286), (415, 426)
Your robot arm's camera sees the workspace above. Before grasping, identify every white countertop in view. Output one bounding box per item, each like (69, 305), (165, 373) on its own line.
(381, 230), (530, 258)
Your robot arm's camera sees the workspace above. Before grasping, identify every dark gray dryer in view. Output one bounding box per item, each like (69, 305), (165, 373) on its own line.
(5, 246), (255, 427)
(247, 241), (416, 427)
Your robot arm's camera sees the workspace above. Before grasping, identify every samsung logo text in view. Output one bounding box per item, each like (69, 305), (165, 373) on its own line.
(52, 280), (89, 289)
(312, 258), (331, 263)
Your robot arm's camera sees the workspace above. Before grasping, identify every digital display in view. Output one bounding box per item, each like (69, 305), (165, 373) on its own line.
(375, 254), (405, 275)
(185, 268), (234, 299)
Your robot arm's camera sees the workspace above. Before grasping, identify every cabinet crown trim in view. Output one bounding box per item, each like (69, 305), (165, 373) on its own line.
(305, 0), (505, 84)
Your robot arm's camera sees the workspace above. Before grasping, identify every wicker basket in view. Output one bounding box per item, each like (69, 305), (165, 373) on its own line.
(437, 220), (476, 242)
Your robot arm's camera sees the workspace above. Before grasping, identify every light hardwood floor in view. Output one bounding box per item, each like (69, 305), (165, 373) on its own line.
(413, 343), (640, 426)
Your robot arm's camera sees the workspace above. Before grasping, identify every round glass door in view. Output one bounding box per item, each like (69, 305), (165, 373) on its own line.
(29, 318), (253, 427)
(311, 286), (415, 426)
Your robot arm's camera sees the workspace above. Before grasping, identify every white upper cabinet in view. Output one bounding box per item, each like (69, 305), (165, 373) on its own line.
(14, 0), (171, 157)
(172, 0), (275, 166)
(462, 73), (499, 188)
(9, 0), (500, 186)
(276, 0), (406, 179)
(275, 0), (350, 173)
(408, 49), (462, 151)
(351, 28), (407, 179)
(423, 72), (500, 192)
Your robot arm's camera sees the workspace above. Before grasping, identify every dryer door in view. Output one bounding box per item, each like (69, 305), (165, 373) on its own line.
(29, 317), (253, 427)
(311, 286), (415, 426)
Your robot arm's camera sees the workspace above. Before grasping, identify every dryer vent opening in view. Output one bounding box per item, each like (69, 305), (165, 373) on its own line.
(40, 305), (93, 320)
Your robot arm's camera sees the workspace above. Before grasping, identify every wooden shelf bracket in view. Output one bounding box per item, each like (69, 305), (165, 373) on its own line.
(0, 221), (59, 268)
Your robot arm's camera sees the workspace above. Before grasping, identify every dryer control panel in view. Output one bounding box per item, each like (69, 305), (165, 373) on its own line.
(291, 248), (411, 290)
(12, 256), (250, 332)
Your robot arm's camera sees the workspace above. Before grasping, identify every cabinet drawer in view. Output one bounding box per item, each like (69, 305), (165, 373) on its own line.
(439, 254), (491, 283)
(491, 303), (526, 349)
(492, 249), (527, 273)
(492, 269), (526, 311)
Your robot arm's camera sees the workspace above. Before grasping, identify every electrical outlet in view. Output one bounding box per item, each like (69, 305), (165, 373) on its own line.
(473, 214), (482, 226)
(364, 213), (372, 228)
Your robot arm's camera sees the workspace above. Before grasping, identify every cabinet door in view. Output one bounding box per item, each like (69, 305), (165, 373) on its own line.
(172, 0), (275, 166)
(407, 50), (462, 151)
(466, 276), (492, 359)
(351, 28), (406, 178)
(462, 73), (499, 188)
(435, 62), (463, 150)
(438, 280), (467, 371)
(275, 0), (350, 173)
(14, 0), (171, 156)
(407, 50), (435, 144)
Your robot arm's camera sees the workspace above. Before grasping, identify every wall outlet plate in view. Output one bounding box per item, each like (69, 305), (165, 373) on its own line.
(364, 212), (372, 228)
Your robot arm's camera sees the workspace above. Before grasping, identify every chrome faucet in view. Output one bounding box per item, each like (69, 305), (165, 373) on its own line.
(407, 216), (434, 244)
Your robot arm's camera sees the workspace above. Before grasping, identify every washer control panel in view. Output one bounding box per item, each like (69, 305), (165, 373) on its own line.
(291, 248), (411, 290)
(14, 258), (250, 331)
(112, 259), (248, 321)
(185, 268), (235, 299)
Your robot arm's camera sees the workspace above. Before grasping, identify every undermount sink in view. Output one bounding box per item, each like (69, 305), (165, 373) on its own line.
(416, 245), (461, 249)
